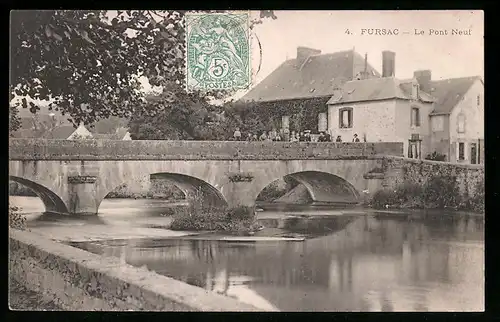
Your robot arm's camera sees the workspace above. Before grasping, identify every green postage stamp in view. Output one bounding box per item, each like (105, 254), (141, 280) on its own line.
(185, 12), (251, 92)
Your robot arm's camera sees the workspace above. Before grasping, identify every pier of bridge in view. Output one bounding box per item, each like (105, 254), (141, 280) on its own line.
(9, 139), (404, 215)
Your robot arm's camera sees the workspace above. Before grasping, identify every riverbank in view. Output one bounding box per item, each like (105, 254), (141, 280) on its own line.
(370, 176), (484, 215)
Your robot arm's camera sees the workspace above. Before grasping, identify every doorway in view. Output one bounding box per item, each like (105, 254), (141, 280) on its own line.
(408, 138), (422, 159)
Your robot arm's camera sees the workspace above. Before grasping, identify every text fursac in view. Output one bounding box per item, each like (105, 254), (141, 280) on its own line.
(361, 29), (399, 36)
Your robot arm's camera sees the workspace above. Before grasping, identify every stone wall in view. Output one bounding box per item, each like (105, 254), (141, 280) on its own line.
(9, 229), (262, 311)
(9, 139), (404, 161)
(381, 156), (484, 198)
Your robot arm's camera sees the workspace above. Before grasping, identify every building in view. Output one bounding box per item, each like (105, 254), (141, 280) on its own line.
(239, 47), (380, 132)
(427, 76), (484, 164)
(12, 105), (133, 141)
(240, 47), (483, 164)
(326, 51), (484, 164)
(67, 123), (94, 139)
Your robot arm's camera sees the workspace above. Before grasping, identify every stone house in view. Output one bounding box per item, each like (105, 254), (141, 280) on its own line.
(326, 52), (484, 164)
(427, 76), (484, 164)
(239, 47), (380, 133)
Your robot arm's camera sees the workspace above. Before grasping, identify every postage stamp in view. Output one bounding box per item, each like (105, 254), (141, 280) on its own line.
(185, 12), (251, 92)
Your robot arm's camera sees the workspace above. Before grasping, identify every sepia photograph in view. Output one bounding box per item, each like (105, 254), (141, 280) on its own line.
(9, 10), (484, 312)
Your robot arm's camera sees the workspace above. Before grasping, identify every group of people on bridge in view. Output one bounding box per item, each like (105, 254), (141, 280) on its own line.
(232, 128), (364, 143)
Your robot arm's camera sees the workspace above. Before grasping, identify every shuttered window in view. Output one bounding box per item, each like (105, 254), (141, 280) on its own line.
(339, 107), (353, 128)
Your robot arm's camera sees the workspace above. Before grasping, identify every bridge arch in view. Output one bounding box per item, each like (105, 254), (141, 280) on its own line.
(9, 175), (69, 214)
(97, 171), (228, 212)
(252, 170), (362, 206)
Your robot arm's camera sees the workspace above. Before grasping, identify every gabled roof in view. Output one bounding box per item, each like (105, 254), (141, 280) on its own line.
(67, 124), (93, 139)
(326, 77), (435, 105)
(240, 49), (380, 103)
(428, 76), (482, 115)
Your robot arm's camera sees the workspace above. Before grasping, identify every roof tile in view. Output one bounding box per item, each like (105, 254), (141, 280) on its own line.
(240, 49), (380, 102)
(326, 77), (434, 104)
(428, 76), (481, 115)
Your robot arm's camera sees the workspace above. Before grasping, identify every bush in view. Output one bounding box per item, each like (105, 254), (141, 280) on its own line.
(9, 206), (26, 230)
(425, 151), (447, 162)
(462, 181), (485, 213)
(371, 181), (423, 209)
(227, 206), (255, 221)
(422, 176), (460, 209)
(169, 206), (256, 233)
(371, 175), (483, 213)
(371, 189), (398, 209)
(169, 189), (257, 233)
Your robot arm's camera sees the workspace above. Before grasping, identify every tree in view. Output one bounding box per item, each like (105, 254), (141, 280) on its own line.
(10, 10), (277, 133)
(9, 106), (21, 135)
(128, 88), (230, 140)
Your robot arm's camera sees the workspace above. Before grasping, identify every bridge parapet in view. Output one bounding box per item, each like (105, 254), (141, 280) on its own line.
(9, 139), (404, 161)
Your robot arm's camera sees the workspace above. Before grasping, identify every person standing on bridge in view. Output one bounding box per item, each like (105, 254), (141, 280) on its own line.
(352, 134), (360, 143)
(336, 135), (342, 142)
(325, 131), (332, 142)
(233, 128), (242, 141)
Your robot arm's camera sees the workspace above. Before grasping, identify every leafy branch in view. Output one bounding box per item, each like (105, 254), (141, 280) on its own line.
(10, 10), (277, 132)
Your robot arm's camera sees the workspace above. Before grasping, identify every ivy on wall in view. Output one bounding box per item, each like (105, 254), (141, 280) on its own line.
(224, 96), (330, 135)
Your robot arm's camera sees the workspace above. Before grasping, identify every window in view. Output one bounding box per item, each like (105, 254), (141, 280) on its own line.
(457, 113), (466, 133)
(339, 107), (353, 128)
(477, 94), (481, 107)
(458, 142), (465, 161)
(470, 143), (477, 164)
(431, 115), (444, 131)
(411, 107), (420, 127)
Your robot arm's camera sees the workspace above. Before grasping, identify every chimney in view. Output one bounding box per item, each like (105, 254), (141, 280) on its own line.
(297, 46), (321, 68)
(382, 51), (396, 77)
(356, 53), (371, 80)
(413, 70), (432, 93)
(364, 53), (368, 73)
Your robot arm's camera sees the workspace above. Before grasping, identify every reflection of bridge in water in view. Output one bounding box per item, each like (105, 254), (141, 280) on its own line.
(83, 215), (482, 286)
(72, 214), (483, 311)
(56, 207), (484, 312)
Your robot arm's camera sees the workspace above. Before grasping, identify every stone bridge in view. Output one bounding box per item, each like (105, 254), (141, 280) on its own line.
(9, 139), (404, 215)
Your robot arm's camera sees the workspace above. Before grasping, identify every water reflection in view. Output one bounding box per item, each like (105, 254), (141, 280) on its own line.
(70, 213), (484, 312)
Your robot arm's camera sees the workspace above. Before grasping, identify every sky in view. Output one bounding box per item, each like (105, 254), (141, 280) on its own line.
(13, 10), (484, 108)
(248, 10), (483, 84)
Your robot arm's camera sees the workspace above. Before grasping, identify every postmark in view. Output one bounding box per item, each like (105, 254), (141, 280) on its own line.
(185, 12), (251, 92)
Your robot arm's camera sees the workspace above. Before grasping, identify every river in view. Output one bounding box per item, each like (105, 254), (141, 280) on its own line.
(10, 196), (484, 312)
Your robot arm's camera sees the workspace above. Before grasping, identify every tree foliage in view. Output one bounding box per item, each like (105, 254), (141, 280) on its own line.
(9, 106), (21, 135)
(128, 89), (230, 140)
(10, 10), (277, 130)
